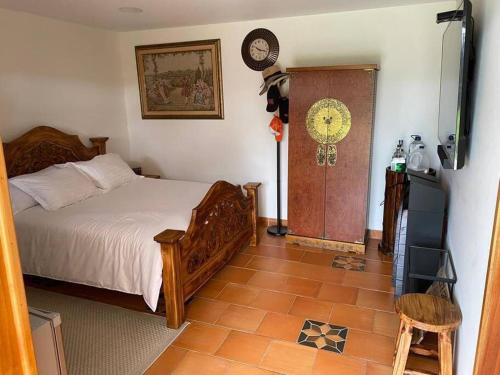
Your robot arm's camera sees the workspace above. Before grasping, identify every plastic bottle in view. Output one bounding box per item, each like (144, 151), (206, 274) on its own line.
(408, 135), (424, 155)
(407, 135), (429, 172)
(407, 144), (430, 172)
(390, 140), (406, 173)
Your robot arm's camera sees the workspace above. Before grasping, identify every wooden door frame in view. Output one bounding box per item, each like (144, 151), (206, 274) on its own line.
(473, 182), (500, 374)
(0, 137), (37, 374)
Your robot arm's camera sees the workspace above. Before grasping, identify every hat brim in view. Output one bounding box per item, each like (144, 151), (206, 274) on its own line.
(259, 74), (289, 95)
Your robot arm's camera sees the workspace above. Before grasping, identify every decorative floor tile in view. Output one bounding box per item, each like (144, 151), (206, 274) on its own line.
(297, 319), (348, 353)
(332, 255), (366, 271)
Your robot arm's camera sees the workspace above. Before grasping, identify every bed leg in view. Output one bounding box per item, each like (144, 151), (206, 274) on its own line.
(154, 229), (186, 329)
(244, 182), (261, 247)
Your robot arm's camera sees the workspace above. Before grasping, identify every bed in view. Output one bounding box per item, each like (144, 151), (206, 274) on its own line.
(4, 126), (260, 328)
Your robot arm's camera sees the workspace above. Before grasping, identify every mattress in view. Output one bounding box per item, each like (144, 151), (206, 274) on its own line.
(15, 178), (212, 311)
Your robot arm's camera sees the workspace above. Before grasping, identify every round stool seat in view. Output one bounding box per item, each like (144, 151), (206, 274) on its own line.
(395, 293), (462, 333)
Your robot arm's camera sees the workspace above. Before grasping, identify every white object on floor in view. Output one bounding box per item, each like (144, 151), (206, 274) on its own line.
(29, 307), (67, 375)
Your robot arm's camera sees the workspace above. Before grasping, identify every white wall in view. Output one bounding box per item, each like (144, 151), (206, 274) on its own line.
(119, 2), (454, 226)
(0, 9), (129, 156)
(440, 0), (500, 373)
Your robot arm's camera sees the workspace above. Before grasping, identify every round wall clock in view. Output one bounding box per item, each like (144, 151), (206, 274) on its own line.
(241, 28), (279, 71)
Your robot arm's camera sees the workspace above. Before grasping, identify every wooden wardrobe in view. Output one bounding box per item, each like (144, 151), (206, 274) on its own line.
(286, 65), (377, 253)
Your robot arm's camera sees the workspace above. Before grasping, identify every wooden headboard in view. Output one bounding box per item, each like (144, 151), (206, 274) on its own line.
(2, 126), (108, 178)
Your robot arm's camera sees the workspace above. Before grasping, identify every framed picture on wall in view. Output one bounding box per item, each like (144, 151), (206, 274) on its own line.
(135, 39), (224, 119)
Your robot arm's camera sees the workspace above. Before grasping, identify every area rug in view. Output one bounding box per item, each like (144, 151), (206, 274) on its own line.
(26, 287), (187, 375)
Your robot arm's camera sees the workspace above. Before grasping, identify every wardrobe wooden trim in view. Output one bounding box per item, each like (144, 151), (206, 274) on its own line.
(287, 64), (379, 72)
(286, 234), (365, 254)
(473, 182), (500, 375)
(0, 136), (37, 374)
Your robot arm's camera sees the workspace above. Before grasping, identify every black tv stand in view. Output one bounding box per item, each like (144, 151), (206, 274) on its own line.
(393, 171), (446, 295)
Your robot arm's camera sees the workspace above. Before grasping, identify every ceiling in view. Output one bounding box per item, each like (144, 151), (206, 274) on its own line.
(0, 0), (449, 31)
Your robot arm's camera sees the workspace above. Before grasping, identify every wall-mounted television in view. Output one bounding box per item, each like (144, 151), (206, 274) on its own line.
(436, 0), (474, 170)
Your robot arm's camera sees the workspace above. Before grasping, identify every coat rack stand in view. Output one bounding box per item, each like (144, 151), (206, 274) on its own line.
(267, 140), (288, 236)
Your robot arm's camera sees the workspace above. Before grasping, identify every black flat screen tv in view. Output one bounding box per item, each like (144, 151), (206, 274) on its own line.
(436, 0), (474, 170)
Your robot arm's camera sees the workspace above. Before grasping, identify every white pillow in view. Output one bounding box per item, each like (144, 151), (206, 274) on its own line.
(8, 182), (39, 214)
(69, 153), (138, 191)
(10, 165), (99, 211)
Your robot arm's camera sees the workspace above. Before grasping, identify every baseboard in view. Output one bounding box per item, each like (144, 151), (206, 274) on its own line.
(258, 216), (288, 227)
(258, 217), (381, 240)
(367, 229), (383, 240)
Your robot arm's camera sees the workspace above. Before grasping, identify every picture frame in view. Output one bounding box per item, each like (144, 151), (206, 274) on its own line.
(135, 39), (224, 119)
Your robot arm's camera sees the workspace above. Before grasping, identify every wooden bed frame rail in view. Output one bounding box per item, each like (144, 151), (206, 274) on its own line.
(3, 126), (260, 328)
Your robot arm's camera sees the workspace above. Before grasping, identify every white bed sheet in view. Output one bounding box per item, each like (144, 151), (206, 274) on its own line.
(15, 178), (212, 311)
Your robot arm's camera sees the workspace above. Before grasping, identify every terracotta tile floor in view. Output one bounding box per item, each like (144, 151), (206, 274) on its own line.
(146, 227), (398, 374)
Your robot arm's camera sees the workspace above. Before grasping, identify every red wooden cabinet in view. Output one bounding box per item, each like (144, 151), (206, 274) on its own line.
(287, 65), (377, 253)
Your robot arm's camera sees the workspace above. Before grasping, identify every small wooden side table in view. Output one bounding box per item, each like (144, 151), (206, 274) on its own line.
(379, 167), (406, 254)
(393, 293), (462, 375)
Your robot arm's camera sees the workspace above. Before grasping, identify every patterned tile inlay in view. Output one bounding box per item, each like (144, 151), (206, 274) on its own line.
(332, 255), (366, 271)
(297, 320), (348, 353)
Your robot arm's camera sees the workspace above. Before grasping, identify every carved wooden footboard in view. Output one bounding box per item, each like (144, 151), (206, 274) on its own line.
(154, 181), (260, 328)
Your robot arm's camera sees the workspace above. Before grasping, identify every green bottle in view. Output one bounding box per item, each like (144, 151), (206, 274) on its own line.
(390, 140), (406, 173)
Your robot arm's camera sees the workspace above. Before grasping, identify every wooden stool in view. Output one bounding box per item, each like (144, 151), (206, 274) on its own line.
(393, 293), (462, 375)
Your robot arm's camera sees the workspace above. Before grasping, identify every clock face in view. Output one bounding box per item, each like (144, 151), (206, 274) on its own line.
(249, 38), (270, 61)
(241, 28), (279, 71)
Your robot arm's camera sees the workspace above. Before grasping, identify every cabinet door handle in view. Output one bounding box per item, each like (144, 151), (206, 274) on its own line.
(316, 145), (326, 166)
(327, 144), (337, 167)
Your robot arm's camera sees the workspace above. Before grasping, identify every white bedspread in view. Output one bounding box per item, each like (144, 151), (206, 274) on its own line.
(15, 178), (212, 311)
